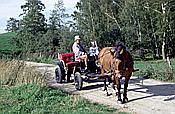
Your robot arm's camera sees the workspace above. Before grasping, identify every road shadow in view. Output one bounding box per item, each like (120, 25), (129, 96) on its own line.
(132, 84), (175, 96)
(84, 78), (105, 83)
(128, 95), (155, 103)
(32, 65), (55, 68)
(128, 78), (175, 102)
(82, 84), (104, 90)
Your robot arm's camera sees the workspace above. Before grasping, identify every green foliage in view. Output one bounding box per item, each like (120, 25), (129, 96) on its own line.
(46, 0), (73, 53)
(72, 0), (122, 47)
(3, 0), (175, 60)
(13, 0), (47, 55)
(73, 0), (175, 59)
(9, 0), (74, 60)
(0, 84), (117, 114)
(6, 17), (19, 32)
(32, 56), (55, 64)
(20, 0), (46, 34)
(134, 59), (175, 82)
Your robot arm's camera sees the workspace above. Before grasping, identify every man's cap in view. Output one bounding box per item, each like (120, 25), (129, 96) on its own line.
(74, 35), (80, 41)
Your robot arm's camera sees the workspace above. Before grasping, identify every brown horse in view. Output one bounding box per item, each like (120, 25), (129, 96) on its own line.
(98, 47), (134, 103)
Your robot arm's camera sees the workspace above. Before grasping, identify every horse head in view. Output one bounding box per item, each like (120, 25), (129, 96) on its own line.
(112, 57), (124, 80)
(109, 47), (125, 79)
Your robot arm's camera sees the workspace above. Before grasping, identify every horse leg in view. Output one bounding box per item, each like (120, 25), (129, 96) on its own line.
(112, 81), (117, 98)
(115, 76), (122, 103)
(122, 74), (131, 103)
(104, 77), (110, 96)
(99, 66), (110, 95)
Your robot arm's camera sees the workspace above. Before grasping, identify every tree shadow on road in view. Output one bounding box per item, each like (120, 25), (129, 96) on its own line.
(82, 84), (104, 90)
(128, 78), (175, 102)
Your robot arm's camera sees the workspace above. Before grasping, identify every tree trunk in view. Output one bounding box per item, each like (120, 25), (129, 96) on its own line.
(162, 3), (166, 60)
(162, 40), (166, 60)
(88, 1), (95, 38)
(133, 0), (141, 42)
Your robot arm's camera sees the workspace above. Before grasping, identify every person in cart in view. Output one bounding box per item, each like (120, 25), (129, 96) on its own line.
(89, 40), (99, 62)
(72, 35), (88, 70)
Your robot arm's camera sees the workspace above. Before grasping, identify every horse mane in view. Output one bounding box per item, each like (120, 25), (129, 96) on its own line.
(122, 48), (134, 69)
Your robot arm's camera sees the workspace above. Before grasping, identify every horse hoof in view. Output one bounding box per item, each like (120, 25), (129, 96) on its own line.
(122, 98), (128, 104)
(107, 93), (112, 96)
(117, 99), (122, 104)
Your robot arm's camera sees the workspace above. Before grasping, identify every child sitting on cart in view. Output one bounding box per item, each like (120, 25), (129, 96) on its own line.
(89, 40), (99, 61)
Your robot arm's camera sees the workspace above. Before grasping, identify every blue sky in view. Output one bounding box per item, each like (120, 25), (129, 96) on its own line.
(0, 0), (79, 33)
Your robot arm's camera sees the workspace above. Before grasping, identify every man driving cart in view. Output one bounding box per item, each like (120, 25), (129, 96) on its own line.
(72, 35), (88, 70)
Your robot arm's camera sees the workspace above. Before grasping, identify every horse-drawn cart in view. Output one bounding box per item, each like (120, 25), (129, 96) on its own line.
(55, 47), (139, 103)
(55, 52), (103, 90)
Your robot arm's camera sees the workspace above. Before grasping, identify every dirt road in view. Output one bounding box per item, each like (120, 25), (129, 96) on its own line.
(28, 62), (175, 114)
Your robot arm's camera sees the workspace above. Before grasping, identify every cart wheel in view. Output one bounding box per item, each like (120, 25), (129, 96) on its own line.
(74, 72), (83, 90)
(55, 66), (62, 83)
(55, 61), (65, 83)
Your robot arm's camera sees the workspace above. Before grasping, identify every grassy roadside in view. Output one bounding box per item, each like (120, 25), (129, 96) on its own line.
(0, 60), (130, 114)
(133, 59), (175, 82)
(0, 84), (117, 114)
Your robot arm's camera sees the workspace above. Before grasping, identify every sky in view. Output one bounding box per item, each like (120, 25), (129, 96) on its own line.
(0, 0), (79, 33)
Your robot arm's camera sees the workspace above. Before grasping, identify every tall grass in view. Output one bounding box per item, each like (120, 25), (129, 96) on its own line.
(0, 60), (47, 86)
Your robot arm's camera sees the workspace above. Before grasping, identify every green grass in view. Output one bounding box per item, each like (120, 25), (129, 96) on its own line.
(0, 32), (16, 52)
(134, 59), (175, 82)
(0, 60), (129, 114)
(0, 84), (126, 114)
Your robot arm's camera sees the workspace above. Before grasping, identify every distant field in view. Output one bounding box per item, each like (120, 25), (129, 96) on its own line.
(0, 32), (16, 52)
